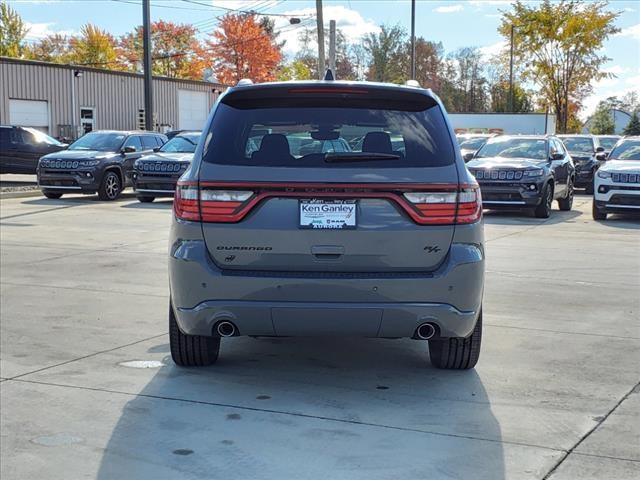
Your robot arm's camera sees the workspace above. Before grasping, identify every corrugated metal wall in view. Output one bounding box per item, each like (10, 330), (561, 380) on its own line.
(0, 58), (223, 138)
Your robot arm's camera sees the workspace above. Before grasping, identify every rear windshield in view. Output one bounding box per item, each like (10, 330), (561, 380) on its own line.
(203, 100), (454, 168)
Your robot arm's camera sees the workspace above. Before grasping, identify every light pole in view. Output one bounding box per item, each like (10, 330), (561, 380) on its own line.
(142, 0), (153, 131)
(316, 0), (325, 79)
(410, 0), (416, 80)
(509, 24), (515, 112)
(70, 69), (83, 139)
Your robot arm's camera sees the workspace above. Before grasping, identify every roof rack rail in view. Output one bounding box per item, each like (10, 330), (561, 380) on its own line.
(237, 78), (253, 86)
(324, 69), (334, 81)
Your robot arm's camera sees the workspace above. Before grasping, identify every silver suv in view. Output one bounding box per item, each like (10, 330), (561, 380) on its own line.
(168, 80), (485, 369)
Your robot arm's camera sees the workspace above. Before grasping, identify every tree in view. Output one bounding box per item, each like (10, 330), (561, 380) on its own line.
(26, 33), (71, 63)
(590, 101), (615, 134)
(0, 2), (28, 57)
(363, 24), (406, 83)
(399, 38), (444, 91)
(499, 0), (619, 133)
(294, 26), (358, 80)
(119, 21), (204, 78)
(622, 111), (640, 136)
(68, 24), (118, 67)
(206, 13), (282, 84)
(277, 59), (312, 81)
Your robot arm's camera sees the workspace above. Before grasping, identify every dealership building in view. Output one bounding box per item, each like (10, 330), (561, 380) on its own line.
(0, 57), (225, 140)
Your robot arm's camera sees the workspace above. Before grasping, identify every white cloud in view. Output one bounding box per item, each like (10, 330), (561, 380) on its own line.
(618, 23), (640, 40)
(469, 1), (511, 6)
(479, 40), (506, 59)
(24, 22), (75, 40)
(582, 68), (640, 120)
(433, 4), (464, 14)
(603, 65), (629, 75)
(275, 5), (379, 56)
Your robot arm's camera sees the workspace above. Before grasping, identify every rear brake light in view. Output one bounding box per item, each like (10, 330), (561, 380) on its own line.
(403, 186), (481, 225)
(174, 182), (255, 222)
(174, 183), (200, 221)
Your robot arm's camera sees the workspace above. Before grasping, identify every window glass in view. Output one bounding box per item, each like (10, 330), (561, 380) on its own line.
(69, 132), (126, 151)
(23, 127), (64, 146)
(204, 102), (453, 168)
(476, 137), (548, 160)
(0, 128), (11, 145)
(598, 137), (619, 150)
(123, 136), (143, 151)
(160, 134), (199, 153)
(141, 136), (158, 150)
(609, 140), (640, 161)
(561, 137), (594, 153)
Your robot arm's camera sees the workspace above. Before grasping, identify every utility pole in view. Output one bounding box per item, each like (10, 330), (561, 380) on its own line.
(509, 24), (514, 113)
(142, 0), (153, 130)
(316, 0), (325, 79)
(410, 0), (416, 80)
(328, 20), (336, 77)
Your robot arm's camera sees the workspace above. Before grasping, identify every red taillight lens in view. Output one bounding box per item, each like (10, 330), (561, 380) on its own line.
(174, 182), (255, 222)
(174, 182), (200, 221)
(403, 186), (481, 225)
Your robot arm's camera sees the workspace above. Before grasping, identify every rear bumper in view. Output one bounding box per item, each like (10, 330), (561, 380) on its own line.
(169, 231), (484, 339)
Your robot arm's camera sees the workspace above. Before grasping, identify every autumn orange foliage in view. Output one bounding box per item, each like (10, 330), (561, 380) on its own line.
(207, 14), (282, 84)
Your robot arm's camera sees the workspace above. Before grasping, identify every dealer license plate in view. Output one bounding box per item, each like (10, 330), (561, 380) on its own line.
(299, 199), (357, 229)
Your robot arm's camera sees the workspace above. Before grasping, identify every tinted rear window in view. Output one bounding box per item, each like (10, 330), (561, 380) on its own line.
(203, 97), (454, 168)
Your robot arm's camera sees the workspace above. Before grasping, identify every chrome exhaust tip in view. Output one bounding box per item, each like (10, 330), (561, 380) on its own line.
(216, 321), (236, 337)
(416, 323), (436, 340)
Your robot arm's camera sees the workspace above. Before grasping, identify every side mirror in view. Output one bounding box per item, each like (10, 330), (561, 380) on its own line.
(550, 152), (564, 160)
(595, 152), (607, 162)
(595, 146), (605, 153)
(122, 145), (136, 154)
(463, 152), (475, 162)
(153, 147), (160, 152)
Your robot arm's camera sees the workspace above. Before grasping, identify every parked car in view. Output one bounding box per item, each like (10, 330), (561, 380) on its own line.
(168, 79), (485, 369)
(593, 136), (640, 220)
(0, 125), (67, 174)
(457, 134), (494, 162)
(468, 135), (574, 218)
(594, 135), (621, 155)
(37, 130), (167, 200)
(557, 134), (603, 193)
(132, 131), (200, 202)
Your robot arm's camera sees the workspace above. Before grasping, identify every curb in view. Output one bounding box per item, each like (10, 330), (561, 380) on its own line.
(0, 190), (43, 200)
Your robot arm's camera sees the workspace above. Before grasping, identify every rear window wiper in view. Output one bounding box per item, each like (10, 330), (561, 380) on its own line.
(324, 152), (400, 163)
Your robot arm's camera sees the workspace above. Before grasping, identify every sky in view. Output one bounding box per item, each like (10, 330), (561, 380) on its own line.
(8, 0), (640, 119)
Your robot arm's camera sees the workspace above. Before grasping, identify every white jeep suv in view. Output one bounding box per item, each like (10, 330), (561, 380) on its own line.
(593, 136), (640, 220)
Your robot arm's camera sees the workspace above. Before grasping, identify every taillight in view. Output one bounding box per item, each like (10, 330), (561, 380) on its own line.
(174, 182), (255, 222)
(403, 185), (481, 225)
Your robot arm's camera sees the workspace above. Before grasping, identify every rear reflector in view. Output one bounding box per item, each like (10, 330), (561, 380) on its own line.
(174, 181), (482, 225)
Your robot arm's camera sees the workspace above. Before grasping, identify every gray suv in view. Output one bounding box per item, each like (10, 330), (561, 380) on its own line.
(168, 80), (485, 369)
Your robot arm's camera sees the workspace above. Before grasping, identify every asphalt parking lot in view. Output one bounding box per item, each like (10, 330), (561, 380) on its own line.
(0, 192), (638, 480)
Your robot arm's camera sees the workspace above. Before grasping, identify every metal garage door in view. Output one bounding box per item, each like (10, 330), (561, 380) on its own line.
(178, 90), (208, 130)
(9, 99), (49, 132)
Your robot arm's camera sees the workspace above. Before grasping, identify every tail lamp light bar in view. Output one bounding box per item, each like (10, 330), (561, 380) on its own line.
(174, 181), (482, 225)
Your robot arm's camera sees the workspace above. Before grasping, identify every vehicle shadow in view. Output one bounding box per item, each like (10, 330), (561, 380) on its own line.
(120, 199), (174, 209)
(20, 191), (139, 206)
(482, 207), (583, 226)
(96, 337), (506, 479)
(594, 214), (640, 229)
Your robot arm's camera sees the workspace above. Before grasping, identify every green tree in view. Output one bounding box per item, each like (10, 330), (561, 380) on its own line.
(0, 2), (29, 57)
(363, 24), (406, 83)
(590, 101), (615, 134)
(68, 24), (118, 67)
(499, 0), (619, 133)
(622, 111), (640, 136)
(26, 33), (71, 63)
(277, 59), (312, 81)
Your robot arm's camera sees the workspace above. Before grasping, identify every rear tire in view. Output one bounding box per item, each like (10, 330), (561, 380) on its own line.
(137, 196), (155, 203)
(429, 310), (482, 369)
(43, 190), (63, 199)
(592, 201), (607, 220)
(169, 301), (220, 367)
(558, 179), (574, 211)
(98, 171), (122, 201)
(534, 183), (553, 218)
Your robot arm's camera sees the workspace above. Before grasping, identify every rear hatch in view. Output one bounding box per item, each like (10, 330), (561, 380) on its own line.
(185, 83), (478, 273)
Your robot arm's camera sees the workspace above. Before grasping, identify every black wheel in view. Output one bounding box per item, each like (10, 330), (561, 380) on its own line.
(169, 301), (220, 367)
(98, 171), (122, 201)
(592, 201), (607, 220)
(534, 183), (553, 218)
(42, 190), (63, 199)
(429, 310), (482, 370)
(558, 179), (574, 211)
(137, 196), (155, 203)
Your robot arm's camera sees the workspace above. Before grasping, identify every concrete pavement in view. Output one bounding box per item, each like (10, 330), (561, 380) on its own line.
(1, 193), (638, 479)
